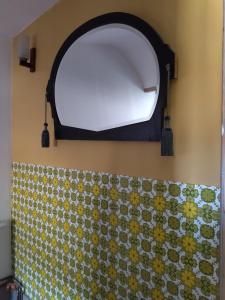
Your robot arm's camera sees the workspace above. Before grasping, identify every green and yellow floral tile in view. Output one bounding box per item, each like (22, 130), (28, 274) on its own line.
(11, 162), (220, 300)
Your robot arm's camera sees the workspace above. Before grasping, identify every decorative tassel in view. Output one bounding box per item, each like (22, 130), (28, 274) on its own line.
(41, 96), (50, 147)
(161, 64), (174, 156)
(41, 123), (49, 147)
(161, 116), (174, 156)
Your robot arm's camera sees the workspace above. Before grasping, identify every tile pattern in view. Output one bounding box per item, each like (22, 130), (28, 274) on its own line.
(11, 162), (220, 300)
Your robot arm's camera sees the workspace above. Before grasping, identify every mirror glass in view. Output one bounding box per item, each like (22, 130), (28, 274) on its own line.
(55, 24), (160, 131)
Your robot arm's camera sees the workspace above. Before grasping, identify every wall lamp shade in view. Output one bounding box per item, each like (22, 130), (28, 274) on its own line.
(18, 36), (36, 72)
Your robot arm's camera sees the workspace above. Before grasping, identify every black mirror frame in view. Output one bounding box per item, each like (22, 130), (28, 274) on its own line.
(46, 12), (175, 141)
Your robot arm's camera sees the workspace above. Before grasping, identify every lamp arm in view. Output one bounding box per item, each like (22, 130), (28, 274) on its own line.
(19, 48), (36, 72)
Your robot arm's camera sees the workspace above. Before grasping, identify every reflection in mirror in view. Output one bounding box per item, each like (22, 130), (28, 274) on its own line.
(55, 24), (160, 131)
(46, 12), (175, 145)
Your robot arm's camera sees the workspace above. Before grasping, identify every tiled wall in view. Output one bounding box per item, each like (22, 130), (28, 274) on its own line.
(11, 162), (220, 300)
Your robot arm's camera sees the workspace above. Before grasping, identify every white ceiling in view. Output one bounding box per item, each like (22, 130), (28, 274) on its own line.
(0, 0), (59, 37)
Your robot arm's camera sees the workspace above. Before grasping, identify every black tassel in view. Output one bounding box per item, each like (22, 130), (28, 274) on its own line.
(41, 123), (49, 147)
(41, 94), (50, 148)
(161, 116), (174, 156)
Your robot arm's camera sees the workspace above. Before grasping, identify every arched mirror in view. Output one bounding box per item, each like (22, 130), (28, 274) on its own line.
(46, 12), (175, 141)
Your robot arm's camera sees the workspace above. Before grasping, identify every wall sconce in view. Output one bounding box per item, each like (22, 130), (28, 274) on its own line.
(18, 36), (36, 73)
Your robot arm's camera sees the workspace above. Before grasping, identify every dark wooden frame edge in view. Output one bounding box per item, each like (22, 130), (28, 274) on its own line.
(46, 12), (175, 141)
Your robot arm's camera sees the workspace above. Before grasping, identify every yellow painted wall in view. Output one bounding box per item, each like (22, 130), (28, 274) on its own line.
(12, 0), (223, 186)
